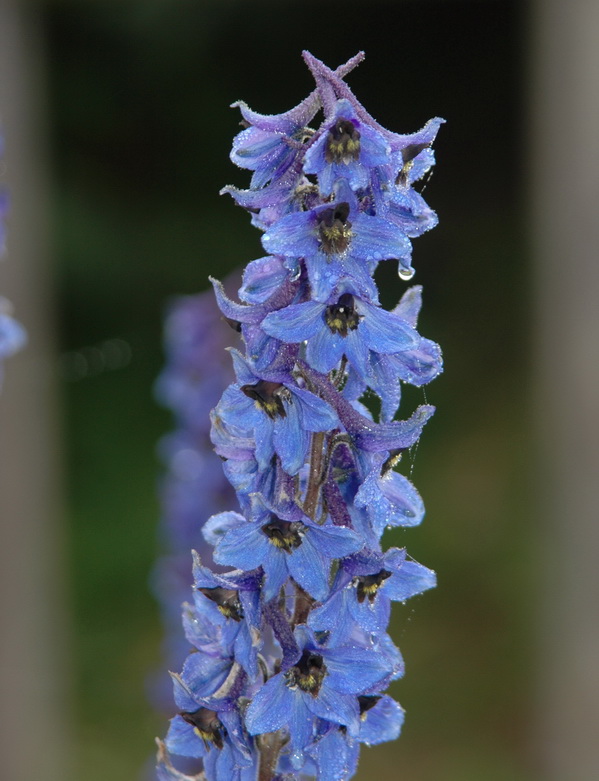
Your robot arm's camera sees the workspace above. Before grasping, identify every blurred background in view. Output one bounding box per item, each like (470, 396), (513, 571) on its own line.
(0, 1), (597, 780)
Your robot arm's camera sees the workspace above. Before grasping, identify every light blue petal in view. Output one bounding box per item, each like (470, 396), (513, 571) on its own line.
(378, 470), (425, 527)
(240, 256), (289, 304)
(350, 213), (412, 262)
(304, 255), (343, 303)
(359, 695), (405, 746)
(170, 672), (199, 712)
(355, 466), (425, 536)
(165, 716), (207, 758)
(289, 693), (316, 751)
(262, 547), (289, 601)
(246, 675), (292, 735)
(305, 325), (345, 373)
(343, 330), (370, 379)
(392, 285), (423, 326)
(358, 302), (418, 353)
(308, 589), (346, 635)
(219, 387), (262, 430)
(337, 255), (380, 302)
(273, 399), (309, 475)
(213, 521), (269, 570)
(262, 211), (319, 258)
(288, 538), (330, 601)
(262, 301), (324, 342)
(305, 684), (360, 735)
(292, 386), (338, 432)
(312, 729), (359, 781)
(202, 511), (245, 547)
(309, 525), (362, 560)
(253, 415), (275, 471)
(182, 653), (231, 698)
(359, 124), (392, 167)
(367, 353), (401, 423)
(384, 560), (436, 601)
(325, 647), (392, 694)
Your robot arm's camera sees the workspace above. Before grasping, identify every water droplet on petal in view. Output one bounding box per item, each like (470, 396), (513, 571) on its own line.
(398, 266), (415, 281)
(290, 749), (304, 769)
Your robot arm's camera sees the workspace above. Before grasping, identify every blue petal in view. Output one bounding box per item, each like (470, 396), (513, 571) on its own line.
(156, 740), (205, 781)
(308, 589), (346, 636)
(181, 653), (232, 698)
(288, 537), (330, 600)
(305, 684), (360, 735)
(309, 524), (362, 560)
(292, 386), (338, 432)
(253, 414), (276, 471)
(289, 692), (317, 751)
(165, 716), (207, 758)
(354, 465), (425, 536)
(343, 330), (370, 379)
(378, 470), (425, 527)
(218, 386), (262, 430)
(384, 560), (437, 601)
(262, 211), (319, 258)
(213, 521), (269, 570)
(202, 511), (246, 547)
(325, 647), (392, 694)
(350, 213), (412, 263)
(210, 277), (264, 324)
(305, 323), (345, 373)
(358, 301), (418, 353)
(262, 301), (324, 342)
(354, 404), (435, 452)
(245, 674), (292, 735)
(310, 728), (359, 781)
(170, 672), (200, 712)
(359, 695), (405, 746)
(273, 398), (309, 475)
(304, 255), (344, 303)
(367, 353), (401, 423)
(261, 546), (289, 601)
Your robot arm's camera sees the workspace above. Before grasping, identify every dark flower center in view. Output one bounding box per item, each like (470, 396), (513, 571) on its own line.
(197, 587), (243, 622)
(285, 650), (327, 695)
(261, 516), (303, 553)
(179, 708), (225, 750)
(324, 293), (361, 337)
(241, 380), (290, 419)
(325, 119), (361, 164)
(317, 202), (352, 255)
(396, 141), (431, 186)
(358, 694), (382, 719)
(356, 569), (392, 603)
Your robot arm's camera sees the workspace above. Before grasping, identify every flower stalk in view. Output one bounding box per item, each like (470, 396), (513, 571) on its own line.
(157, 51), (443, 781)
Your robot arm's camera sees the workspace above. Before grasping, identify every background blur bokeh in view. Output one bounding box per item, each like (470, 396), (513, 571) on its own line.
(1, 1), (596, 780)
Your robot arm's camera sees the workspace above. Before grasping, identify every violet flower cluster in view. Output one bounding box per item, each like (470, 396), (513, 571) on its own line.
(153, 286), (238, 693)
(156, 51), (443, 781)
(0, 167), (26, 386)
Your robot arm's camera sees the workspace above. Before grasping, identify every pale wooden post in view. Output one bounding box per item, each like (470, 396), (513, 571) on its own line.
(0, 3), (71, 780)
(530, 1), (599, 778)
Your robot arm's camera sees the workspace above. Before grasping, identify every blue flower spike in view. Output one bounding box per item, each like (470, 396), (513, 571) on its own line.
(157, 51), (442, 780)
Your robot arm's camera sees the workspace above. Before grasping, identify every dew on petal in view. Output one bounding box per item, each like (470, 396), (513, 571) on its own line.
(398, 266), (416, 281)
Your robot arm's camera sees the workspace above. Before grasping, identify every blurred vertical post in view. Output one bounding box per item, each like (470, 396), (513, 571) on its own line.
(530, 1), (599, 779)
(0, 3), (70, 781)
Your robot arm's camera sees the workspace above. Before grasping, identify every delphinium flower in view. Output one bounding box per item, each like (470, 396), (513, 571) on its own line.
(0, 178), (26, 387)
(0, 296), (26, 387)
(153, 285), (239, 690)
(157, 51), (443, 781)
